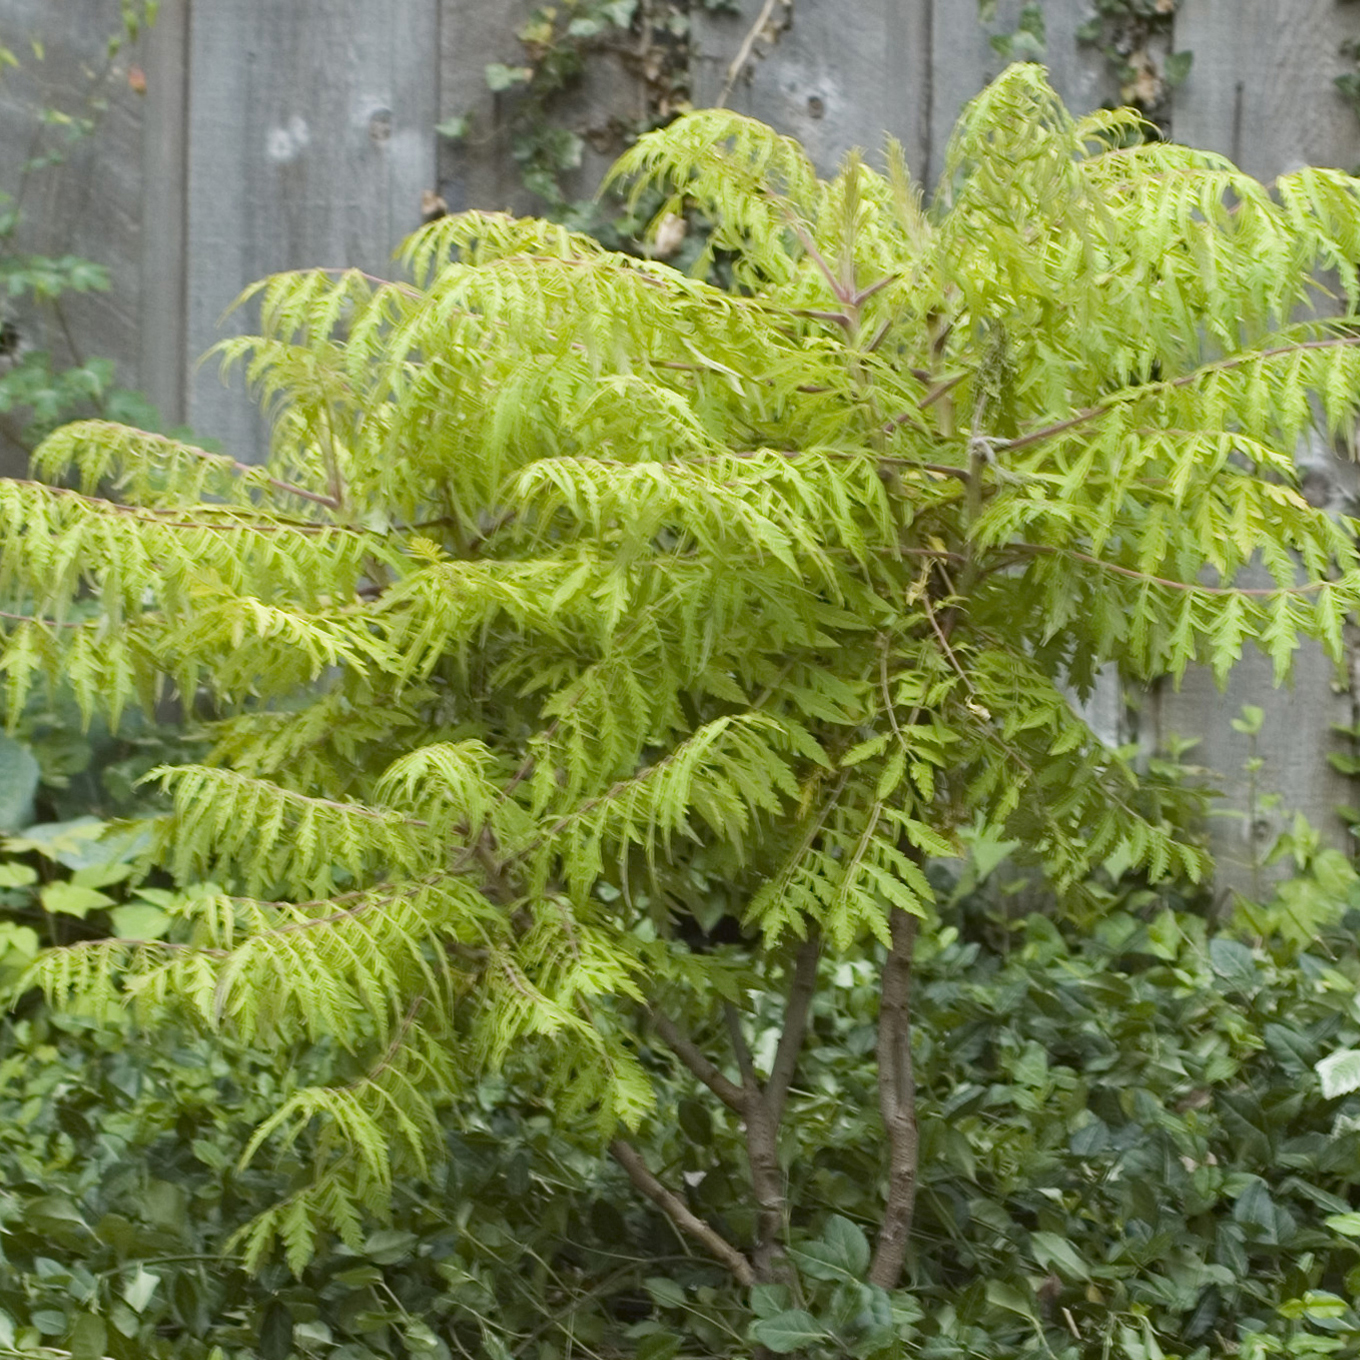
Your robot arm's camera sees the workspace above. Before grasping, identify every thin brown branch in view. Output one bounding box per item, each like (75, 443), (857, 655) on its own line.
(787, 218), (849, 306)
(724, 1001), (760, 1090)
(865, 318), (894, 354)
(793, 308), (853, 328)
(717, 0), (782, 109)
(766, 934), (820, 1123)
(869, 907), (919, 1290)
(917, 372), (966, 411)
(10, 479), (359, 536)
(609, 1140), (755, 1286)
(918, 462), (970, 482)
(0, 609), (79, 628)
(345, 993), (425, 1090)
(722, 1001), (790, 1283)
(851, 275), (896, 308)
(999, 334), (1360, 457)
(1010, 541), (1334, 597)
(650, 1010), (747, 1113)
(71, 423), (343, 510)
(281, 264), (422, 299)
(921, 594), (977, 698)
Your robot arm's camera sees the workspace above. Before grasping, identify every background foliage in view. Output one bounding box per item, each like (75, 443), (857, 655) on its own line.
(13, 830), (1360, 1360)
(6, 14), (1360, 1360)
(0, 3), (164, 460)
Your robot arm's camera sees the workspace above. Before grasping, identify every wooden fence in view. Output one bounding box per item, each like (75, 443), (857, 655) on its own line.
(5, 0), (1360, 890)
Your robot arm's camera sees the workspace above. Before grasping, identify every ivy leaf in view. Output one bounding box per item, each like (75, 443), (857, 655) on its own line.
(40, 881), (114, 918)
(823, 1214), (871, 1277)
(485, 63), (532, 92)
(1164, 51), (1194, 87)
(0, 734), (39, 831)
(109, 903), (169, 940)
(1317, 1049), (1360, 1098)
(750, 1309), (826, 1353)
(122, 1266), (160, 1313)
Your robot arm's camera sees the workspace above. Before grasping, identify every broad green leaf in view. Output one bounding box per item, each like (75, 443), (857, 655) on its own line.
(823, 1214), (871, 1277)
(0, 861), (36, 887)
(1030, 1230), (1090, 1280)
(635, 1335), (682, 1360)
(40, 881), (114, 918)
(1208, 937), (1257, 987)
(749, 1284), (793, 1319)
(109, 903), (169, 940)
(68, 1312), (107, 1360)
(0, 734), (39, 831)
(122, 1266), (160, 1313)
(985, 1280), (1039, 1323)
(363, 1229), (417, 1264)
(750, 1309), (826, 1353)
(643, 1277), (686, 1310)
(1318, 1049), (1360, 1099)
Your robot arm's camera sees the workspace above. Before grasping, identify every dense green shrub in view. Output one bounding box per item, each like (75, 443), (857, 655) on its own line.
(10, 854), (1360, 1360)
(0, 5), (164, 457)
(11, 57), (1360, 1360)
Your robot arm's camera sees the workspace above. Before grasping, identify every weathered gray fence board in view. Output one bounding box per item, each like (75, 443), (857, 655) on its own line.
(438, 0), (536, 216)
(1159, 0), (1360, 888)
(929, 0), (1116, 187)
(1172, 0), (1360, 180)
(8, 0), (1360, 894)
(692, 0), (932, 183)
(437, 0), (643, 220)
(184, 0), (439, 456)
(0, 0), (150, 470)
(139, 0), (189, 429)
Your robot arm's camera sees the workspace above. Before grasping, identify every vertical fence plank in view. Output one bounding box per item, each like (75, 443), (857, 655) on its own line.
(928, 0), (1116, 186)
(184, 0), (439, 460)
(436, 0), (644, 219)
(1173, 0), (1360, 179)
(139, 0), (189, 429)
(437, 0), (535, 216)
(1157, 0), (1360, 893)
(691, 0), (932, 180)
(0, 0), (152, 471)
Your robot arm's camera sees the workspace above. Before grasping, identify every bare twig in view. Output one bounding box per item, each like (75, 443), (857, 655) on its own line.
(916, 373), (966, 411)
(766, 934), (820, 1123)
(725, 1002), (788, 1283)
(869, 907), (919, 1289)
(651, 1010), (747, 1113)
(1009, 541), (1335, 597)
(999, 334), (1360, 456)
(717, 0), (783, 109)
(86, 424), (343, 510)
(0, 609), (79, 629)
(609, 1140), (755, 1286)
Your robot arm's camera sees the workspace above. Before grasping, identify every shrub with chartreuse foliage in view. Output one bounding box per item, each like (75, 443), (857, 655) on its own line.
(12, 61), (1360, 1347)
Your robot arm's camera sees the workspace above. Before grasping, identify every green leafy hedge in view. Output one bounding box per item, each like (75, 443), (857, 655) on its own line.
(9, 855), (1360, 1360)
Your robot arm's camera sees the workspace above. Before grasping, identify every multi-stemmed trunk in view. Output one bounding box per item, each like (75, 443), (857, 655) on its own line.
(610, 914), (920, 1292)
